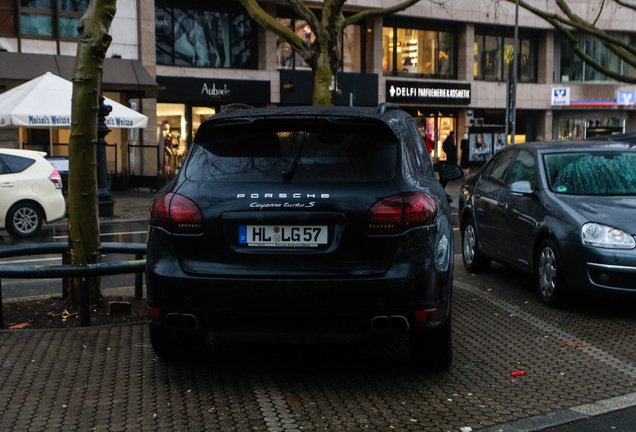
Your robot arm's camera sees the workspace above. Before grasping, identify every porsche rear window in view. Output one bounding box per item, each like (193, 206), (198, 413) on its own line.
(545, 151), (636, 195)
(186, 124), (398, 182)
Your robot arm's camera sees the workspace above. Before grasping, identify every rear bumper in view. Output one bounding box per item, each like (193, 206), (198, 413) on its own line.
(146, 214), (455, 336)
(146, 271), (451, 336)
(42, 191), (66, 223)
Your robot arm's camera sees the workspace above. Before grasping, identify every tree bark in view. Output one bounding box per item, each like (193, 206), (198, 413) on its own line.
(67, 0), (116, 305)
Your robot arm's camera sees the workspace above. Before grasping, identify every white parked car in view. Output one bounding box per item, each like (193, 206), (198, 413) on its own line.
(0, 148), (66, 237)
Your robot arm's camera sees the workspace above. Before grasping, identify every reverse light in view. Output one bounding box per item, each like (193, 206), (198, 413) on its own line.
(582, 222), (635, 249)
(366, 192), (439, 235)
(149, 192), (204, 234)
(48, 168), (63, 189)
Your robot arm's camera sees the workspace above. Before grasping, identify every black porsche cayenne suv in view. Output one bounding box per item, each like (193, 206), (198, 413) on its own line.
(146, 103), (462, 369)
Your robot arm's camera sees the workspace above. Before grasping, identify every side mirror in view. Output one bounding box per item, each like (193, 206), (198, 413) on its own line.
(510, 180), (534, 195)
(437, 161), (464, 184)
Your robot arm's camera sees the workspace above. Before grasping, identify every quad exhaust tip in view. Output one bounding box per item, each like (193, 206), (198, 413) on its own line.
(370, 315), (410, 333)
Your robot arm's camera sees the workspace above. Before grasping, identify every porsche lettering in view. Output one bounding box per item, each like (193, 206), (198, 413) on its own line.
(237, 193), (329, 199)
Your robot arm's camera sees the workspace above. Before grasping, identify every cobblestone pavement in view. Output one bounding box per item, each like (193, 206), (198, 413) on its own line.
(2, 261), (636, 431)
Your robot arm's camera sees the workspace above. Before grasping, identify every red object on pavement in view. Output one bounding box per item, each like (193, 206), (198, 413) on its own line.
(511, 371), (525, 377)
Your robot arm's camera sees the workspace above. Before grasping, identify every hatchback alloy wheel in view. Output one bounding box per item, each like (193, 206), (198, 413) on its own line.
(7, 203), (42, 237)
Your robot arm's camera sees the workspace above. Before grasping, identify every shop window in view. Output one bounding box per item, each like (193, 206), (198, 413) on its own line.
(474, 30), (537, 82)
(383, 24), (455, 78)
(557, 117), (624, 141)
(155, 5), (258, 69)
(192, 106), (216, 137)
(413, 114), (456, 161)
(559, 36), (627, 83)
(19, 0), (86, 38)
(342, 24), (362, 72)
(0, 0), (17, 36)
(276, 19), (314, 70)
(277, 18), (362, 72)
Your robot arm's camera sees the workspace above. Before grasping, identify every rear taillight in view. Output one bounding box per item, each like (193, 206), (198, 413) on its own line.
(48, 168), (63, 189)
(149, 191), (204, 234)
(365, 192), (439, 235)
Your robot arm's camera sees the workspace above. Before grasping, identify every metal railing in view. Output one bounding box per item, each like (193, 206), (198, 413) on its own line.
(0, 243), (146, 328)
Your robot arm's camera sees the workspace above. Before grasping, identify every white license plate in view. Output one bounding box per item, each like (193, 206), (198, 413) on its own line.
(239, 225), (328, 247)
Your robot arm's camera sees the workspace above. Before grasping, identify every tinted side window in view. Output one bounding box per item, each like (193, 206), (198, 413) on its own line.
(406, 118), (434, 176)
(0, 154), (35, 173)
(482, 150), (515, 183)
(0, 159), (9, 175)
(508, 150), (537, 188)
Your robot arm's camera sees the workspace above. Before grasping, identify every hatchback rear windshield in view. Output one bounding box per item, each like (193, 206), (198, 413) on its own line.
(186, 123), (398, 182)
(544, 151), (636, 195)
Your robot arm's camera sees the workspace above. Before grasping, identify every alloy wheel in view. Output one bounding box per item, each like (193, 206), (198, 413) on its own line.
(537, 247), (557, 299)
(13, 207), (40, 236)
(463, 224), (476, 266)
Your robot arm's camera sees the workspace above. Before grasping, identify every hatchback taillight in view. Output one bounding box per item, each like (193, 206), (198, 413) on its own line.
(149, 192), (204, 234)
(48, 168), (63, 189)
(365, 192), (439, 235)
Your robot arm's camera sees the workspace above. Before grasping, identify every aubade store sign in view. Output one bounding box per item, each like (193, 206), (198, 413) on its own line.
(386, 80), (471, 105)
(157, 76), (270, 104)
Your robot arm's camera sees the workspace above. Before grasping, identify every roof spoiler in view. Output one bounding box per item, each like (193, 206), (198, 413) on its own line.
(219, 103), (254, 114)
(376, 102), (401, 114)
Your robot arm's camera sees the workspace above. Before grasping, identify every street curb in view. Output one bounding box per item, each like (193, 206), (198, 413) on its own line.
(477, 392), (636, 431)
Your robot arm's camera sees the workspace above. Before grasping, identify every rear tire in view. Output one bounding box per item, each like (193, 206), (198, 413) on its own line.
(409, 314), (452, 370)
(6, 202), (43, 238)
(461, 217), (491, 273)
(149, 325), (207, 360)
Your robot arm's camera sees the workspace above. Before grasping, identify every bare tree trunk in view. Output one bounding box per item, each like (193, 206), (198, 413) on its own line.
(67, 0), (116, 305)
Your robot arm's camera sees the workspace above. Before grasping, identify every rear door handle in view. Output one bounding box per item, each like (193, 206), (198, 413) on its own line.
(497, 201), (507, 208)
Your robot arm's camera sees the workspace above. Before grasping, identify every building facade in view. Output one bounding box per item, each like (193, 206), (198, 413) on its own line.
(0, 1), (158, 180)
(1, 0), (635, 179)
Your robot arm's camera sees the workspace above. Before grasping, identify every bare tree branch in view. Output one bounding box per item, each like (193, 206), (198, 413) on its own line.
(613, 0), (636, 12)
(345, 0), (422, 26)
(288, 0), (321, 31)
(498, 0), (636, 82)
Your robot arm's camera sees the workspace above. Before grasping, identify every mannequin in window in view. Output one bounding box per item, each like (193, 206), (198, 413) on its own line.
(402, 57), (413, 73)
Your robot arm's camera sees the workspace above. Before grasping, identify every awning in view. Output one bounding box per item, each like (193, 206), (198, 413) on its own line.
(0, 52), (158, 98)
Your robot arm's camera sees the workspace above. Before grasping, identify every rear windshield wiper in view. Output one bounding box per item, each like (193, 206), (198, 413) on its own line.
(282, 132), (307, 181)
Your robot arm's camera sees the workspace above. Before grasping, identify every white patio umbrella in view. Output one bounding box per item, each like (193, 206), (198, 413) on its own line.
(0, 72), (148, 153)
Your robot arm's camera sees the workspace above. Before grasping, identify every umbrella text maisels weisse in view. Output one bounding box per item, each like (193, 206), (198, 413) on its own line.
(105, 118), (134, 127)
(28, 115), (70, 126)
